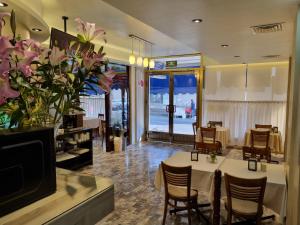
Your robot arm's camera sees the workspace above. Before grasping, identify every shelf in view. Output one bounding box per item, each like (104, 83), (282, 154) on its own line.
(68, 148), (90, 155)
(55, 127), (93, 170)
(56, 153), (79, 162)
(56, 128), (92, 138)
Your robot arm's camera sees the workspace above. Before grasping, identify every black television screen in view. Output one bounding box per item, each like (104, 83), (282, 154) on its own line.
(0, 127), (56, 216)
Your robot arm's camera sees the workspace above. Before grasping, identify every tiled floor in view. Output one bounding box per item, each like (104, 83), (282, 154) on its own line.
(80, 141), (281, 225)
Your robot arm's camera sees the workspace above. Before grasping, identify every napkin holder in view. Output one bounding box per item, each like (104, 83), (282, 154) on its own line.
(191, 151), (199, 161)
(272, 126), (278, 133)
(248, 158), (257, 171)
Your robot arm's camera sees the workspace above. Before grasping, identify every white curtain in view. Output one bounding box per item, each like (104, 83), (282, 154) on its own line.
(203, 62), (288, 146)
(202, 100), (286, 145)
(80, 96), (105, 118)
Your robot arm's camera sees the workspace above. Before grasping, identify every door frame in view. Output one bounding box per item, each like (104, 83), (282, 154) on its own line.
(144, 67), (204, 143)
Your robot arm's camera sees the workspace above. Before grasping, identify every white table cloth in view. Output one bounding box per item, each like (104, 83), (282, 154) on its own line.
(83, 117), (100, 129)
(154, 152), (226, 193)
(244, 129), (283, 154)
(196, 127), (230, 148)
(215, 159), (287, 221)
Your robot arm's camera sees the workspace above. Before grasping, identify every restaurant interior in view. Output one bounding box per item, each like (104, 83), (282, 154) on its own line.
(0, 0), (300, 225)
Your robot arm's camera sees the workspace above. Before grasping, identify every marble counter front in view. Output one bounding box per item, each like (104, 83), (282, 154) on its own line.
(0, 168), (114, 225)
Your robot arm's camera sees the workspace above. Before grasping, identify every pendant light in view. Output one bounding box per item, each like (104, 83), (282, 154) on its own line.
(136, 40), (143, 67)
(129, 37), (136, 65)
(149, 44), (155, 69)
(143, 42), (149, 67)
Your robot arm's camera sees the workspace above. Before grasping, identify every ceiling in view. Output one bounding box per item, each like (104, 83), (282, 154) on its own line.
(40, 0), (195, 60)
(103, 0), (299, 64)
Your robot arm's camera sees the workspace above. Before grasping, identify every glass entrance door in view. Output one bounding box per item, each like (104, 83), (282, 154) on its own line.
(148, 71), (198, 142)
(173, 73), (197, 135)
(149, 74), (170, 136)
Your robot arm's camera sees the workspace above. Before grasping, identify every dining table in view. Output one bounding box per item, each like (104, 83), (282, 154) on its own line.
(244, 128), (283, 154)
(155, 151), (287, 222)
(196, 126), (230, 148)
(154, 151), (226, 193)
(213, 158), (287, 222)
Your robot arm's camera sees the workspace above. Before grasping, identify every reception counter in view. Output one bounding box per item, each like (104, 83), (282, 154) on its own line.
(0, 169), (114, 225)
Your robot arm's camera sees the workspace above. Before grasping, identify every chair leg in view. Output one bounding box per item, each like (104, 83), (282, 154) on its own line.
(193, 199), (201, 222)
(256, 217), (262, 225)
(102, 133), (104, 147)
(162, 199), (168, 225)
(227, 211), (232, 225)
(187, 203), (192, 225)
(174, 200), (177, 215)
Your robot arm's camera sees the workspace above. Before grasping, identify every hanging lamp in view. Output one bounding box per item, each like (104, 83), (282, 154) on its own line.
(129, 37), (136, 65)
(149, 44), (155, 69)
(143, 42), (149, 67)
(136, 40), (143, 67)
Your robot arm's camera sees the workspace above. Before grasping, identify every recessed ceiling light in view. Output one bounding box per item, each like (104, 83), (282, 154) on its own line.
(192, 19), (202, 23)
(221, 44), (229, 48)
(0, 2), (8, 7)
(32, 28), (42, 32)
(234, 55), (240, 58)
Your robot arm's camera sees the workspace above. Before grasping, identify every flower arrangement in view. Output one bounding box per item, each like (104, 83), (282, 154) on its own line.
(0, 11), (115, 128)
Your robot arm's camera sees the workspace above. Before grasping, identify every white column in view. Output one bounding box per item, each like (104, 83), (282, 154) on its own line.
(286, 6), (300, 225)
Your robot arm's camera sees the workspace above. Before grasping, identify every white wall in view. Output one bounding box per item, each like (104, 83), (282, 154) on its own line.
(129, 66), (145, 144)
(286, 6), (300, 225)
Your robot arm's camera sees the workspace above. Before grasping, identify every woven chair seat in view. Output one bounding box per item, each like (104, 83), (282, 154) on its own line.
(168, 185), (198, 199)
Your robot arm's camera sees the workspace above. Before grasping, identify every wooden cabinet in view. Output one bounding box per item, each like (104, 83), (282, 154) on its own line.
(55, 128), (93, 170)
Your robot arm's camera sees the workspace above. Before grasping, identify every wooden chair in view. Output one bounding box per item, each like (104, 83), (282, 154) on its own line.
(245, 130), (270, 160)
(100, 120), (106, 147)
(196, 127), (222, 154)
(255, 124), (272, 129)
(224, 173), (274, 225)
(98, 113), (105, 120)
(212, 170), (222, 225)
(208, 121), (223, 127)
(161, 162), (200, 225)
(192, 122), (197, 149)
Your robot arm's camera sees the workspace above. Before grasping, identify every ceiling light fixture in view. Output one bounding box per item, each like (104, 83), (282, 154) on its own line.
(129, 37), (136, 65)
(128, 34), (154, 68)
(221, 44), (229, 48)
(192, 19), (202, 23)
(0, 2), (8, 7)
(234, 55), (240, 58)
(32, 28), (42, 32)
(136, 40), (143, 67)
(149, 45), (155, 69)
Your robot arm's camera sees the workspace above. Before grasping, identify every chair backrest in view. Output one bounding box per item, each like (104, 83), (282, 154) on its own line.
(224, 173), (266, 217)
(209, 121), (223, 127)
(100, 120), (106, 133)
(250, 129), (270, 149)
(161, 162), (192, 198)
(200, 127), (216, 143)
(255, 124), (272, 129)
(192, 122), (197, 136)
(98, 113), (105, 120)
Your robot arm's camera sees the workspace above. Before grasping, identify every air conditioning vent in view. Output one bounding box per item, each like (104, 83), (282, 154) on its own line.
(262, 55), (280, 59)
(250, 22), (284, 34)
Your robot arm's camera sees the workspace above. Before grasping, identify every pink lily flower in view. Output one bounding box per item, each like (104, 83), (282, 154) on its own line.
(82, 52), (104, 70)
(98, 69), (115, 92)
(0, 36), (14, 59)
(0, 59), (10, 77)
(0, 75), (19, 105)
(49, 46), (68, 66)
(75, 18), (105, 42)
